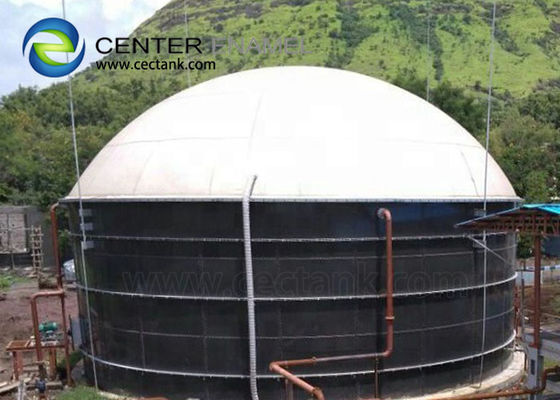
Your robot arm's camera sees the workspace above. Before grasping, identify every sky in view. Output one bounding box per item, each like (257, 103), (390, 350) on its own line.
(2, 0), (171, 96)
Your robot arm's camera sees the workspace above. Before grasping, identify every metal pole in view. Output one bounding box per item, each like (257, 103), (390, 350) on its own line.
(184, 0), (192, 88)
(521, 275), (526, 337)
(533, 234), (542, 349)
(61, 0), (98, 389)
(483, 0), (497, 213)
(478, 1), (497, 384)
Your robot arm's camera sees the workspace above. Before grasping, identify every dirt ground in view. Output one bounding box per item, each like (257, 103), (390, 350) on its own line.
(0, 279), (78, 393)
(524, 282), (560, 313)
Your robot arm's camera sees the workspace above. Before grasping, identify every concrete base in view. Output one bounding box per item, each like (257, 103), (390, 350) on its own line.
(400, 350), (525, 400)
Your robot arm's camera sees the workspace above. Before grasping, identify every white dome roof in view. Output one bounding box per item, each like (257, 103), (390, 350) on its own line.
(67, 66), (517, 201)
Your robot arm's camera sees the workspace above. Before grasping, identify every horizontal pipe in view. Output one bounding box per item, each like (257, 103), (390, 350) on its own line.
(268, 208), (394, 399)
(31, 290), (65, 364)
(430, 366), (560, 400)
(76, 331), (515, 379)
(273, 358), (318, 368)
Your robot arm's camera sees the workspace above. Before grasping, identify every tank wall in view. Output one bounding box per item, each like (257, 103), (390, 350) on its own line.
(68, 200), (516, 399)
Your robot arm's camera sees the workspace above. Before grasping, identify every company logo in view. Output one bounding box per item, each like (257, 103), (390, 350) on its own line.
(22, 18), (85, 77)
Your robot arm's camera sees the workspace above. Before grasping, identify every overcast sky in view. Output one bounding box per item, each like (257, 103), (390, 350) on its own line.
(2, 0), (171, 96)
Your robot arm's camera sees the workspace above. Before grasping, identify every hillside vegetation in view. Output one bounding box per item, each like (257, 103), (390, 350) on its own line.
(1, 0), (560, 213)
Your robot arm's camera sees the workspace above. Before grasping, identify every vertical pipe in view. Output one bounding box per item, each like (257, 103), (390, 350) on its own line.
(50, 203), (62, 289)
(30, 295), (44, 379)
(285, 379), (294, 400)
(243, 175), (259, 400)
(49, 204), (72, 384)
(521, 275), (526, 337)
(513, 285), (519, 336)
(478, 229), (488, 385)
(533, 234), (541, 348)
(31, 290), (72, 396)
(377, 208), (394, 358)
(268, 208), (395, 400)
(59, 293), (72, 386)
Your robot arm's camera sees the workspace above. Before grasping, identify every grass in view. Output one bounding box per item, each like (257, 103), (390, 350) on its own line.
(545, 357), (558, 369)
(56, 351), (84, 380)
(0, 272), (28, 290)
(56, 386), (107, 400)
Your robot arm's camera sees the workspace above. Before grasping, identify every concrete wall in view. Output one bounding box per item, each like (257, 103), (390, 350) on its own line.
(0, 206), (54, 269)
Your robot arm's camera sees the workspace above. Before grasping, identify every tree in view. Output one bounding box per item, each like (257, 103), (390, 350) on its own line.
(490, 110), (559, 202)
(519, 87), (560, 129)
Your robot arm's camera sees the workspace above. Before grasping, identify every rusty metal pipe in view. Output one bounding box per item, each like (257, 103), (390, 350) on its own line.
(315, 209), (394, 362)
(273, 358), (318, 368)
(31, 290), (63, 374)
(429, 365), (560, 400)
(268, 208), (394, 399)
(59, 292), (73, 386)
(269, 363), (325, 400)
(50, 203), (63, 290)
(31, 289), (73, 391)
(49, 204), (73, 385)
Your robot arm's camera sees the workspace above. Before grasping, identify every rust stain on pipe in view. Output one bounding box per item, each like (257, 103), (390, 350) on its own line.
(377, 207), (394, 358)
(48, 203), (73, 386)
(273, 357), (318, 368)
(268, 208), (394, 400)
(50, 203), (63, 290)
(269, 363), (325, 400)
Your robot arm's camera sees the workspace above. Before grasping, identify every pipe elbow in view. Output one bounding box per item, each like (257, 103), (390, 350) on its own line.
(31, 289), (64, 301)
(381, 347), (393, 358)
(50, 202), (59, 213)
(377, 208), (392, 221)
(312, 387), (325, 400)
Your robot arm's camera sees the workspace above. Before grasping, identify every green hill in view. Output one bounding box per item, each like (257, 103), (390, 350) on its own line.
(81, 0), (560, 96)
(1, 0), (560, 211)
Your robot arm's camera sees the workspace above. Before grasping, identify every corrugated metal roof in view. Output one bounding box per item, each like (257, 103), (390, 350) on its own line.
(66, 66), (518, 201)
(457, 203), (560, 234)
(522, 204), (560, 215)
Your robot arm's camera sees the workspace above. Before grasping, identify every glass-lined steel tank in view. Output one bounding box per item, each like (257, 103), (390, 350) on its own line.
(64, 67), (519, 400)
